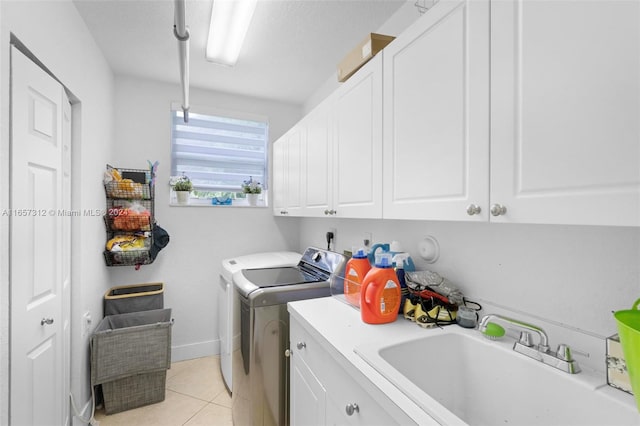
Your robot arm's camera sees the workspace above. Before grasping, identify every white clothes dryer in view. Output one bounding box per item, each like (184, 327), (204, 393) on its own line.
(219, 251), (300, 393)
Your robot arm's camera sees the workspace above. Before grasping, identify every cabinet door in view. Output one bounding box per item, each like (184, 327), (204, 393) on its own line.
(286, 126), (304, 216)
(303, 103), (333, 217)
(333, 54), (383, 219)
(490, 0), (640, 226)
(290, 354), (326, 426)
(272, 137), (288, 215)
(383, 0), (490, 221)
(273, 127), (304, 216)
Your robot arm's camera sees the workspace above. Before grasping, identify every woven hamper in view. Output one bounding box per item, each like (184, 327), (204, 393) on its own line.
(104, 282), (164, 315)
(91, 308), (172, 414)
(101, 371), (167, 414)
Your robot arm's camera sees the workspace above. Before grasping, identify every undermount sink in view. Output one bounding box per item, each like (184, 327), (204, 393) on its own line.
(355, 327), (639, 425)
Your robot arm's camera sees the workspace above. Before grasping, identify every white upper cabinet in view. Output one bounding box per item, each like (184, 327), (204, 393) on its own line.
(490, 0), (640, 226)
(273, 125), (304, 216)
(301, 102), (333, 217)
(382, 0), (490, 221)
(332, 53), (383, 219)
(276, 0), (639, 226)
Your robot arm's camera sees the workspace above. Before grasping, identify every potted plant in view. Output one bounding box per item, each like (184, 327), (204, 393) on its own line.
(172, 175), (192, 205)
(242, 176), (262, 206)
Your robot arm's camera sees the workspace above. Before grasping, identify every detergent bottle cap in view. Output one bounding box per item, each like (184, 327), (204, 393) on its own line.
(352, 247), (368, 259)
(392, 253), (410, 269)
(374, 252), (393, 268)
(390, 240), (403, 252)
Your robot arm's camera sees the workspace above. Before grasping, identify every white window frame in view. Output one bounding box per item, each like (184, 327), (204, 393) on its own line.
(170, 102), (269, 206)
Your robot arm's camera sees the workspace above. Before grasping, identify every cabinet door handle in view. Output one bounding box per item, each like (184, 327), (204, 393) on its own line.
(296, 342), (306, 350)
(490, 204), (507, 216)
(41, 318), (54, 326)
(466, 204), (482, 216)
(345, 403), (359, 416)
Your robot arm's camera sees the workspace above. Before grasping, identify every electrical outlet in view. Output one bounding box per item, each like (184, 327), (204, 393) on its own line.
(363, 232), (372, 248)
(82, 311), (92, 337)
(327, 227), (337, 250)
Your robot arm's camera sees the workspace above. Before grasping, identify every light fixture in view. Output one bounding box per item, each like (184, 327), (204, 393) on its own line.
(206, 0), (257, 66)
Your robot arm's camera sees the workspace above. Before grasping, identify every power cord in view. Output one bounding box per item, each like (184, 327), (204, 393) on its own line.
(326, 231), (334, 251)
(70, 385), (100, 426)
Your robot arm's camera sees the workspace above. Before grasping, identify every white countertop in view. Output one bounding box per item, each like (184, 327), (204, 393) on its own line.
(288, 296), (445, 425)
(288, 296), (640, 426)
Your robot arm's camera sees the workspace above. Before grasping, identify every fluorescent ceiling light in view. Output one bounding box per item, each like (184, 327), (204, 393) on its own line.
(206, 0), (257, 66)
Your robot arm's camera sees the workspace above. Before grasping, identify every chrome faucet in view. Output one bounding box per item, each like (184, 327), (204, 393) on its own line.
(478, 314), (581, 374)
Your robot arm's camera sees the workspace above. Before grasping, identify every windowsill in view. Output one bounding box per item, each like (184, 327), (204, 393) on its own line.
(169, 202), (269, 208)
(169, 197), (268, 208)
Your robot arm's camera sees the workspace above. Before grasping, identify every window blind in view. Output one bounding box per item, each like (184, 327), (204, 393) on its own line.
(171, 109), (269, 191)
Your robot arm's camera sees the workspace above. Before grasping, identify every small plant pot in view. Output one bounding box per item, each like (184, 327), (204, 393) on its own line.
(246, 193), (259, 206)
(175, 191), (190, 205)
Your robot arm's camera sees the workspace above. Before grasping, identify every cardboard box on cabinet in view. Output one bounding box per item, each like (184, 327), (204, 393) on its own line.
(337, 33), (395, 82)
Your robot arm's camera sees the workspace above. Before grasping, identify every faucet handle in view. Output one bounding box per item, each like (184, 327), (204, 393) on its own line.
(519, 331), (533, 347)
(556, 344), (573, 361)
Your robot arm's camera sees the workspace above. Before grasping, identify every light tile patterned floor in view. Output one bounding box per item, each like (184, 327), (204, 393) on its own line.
(94, 356), (232, 426)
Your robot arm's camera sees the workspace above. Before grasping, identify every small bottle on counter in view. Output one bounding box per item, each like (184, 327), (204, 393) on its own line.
(361, 253), (401, 324)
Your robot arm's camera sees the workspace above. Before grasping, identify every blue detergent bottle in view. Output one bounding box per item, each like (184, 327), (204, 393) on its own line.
(392, 253), (411, 314)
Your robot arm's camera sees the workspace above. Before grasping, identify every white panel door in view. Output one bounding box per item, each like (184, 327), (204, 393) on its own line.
(383, 0), (490, 221)
(490, 0), (640, 226)
(10, 46), (70, 425)
(333, 53), (383, 219)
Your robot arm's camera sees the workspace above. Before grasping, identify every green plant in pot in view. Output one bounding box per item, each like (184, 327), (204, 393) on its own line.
(173, 175), (192, 204)
(242, 176), (262, 206)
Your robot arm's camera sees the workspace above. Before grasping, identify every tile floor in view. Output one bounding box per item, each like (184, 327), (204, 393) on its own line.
(94, 356), (232, 426)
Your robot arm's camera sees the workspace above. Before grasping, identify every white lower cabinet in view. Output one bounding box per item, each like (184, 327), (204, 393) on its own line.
(290, 317), (414, 426)
(290, 354), (326, 426)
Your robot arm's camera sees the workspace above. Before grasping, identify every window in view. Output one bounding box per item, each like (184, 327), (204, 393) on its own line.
(170, 106), (269, 204)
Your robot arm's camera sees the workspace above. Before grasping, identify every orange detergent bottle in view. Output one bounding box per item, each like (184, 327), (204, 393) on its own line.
(344, 248), (371, 308)
(361, 253), (401, 324)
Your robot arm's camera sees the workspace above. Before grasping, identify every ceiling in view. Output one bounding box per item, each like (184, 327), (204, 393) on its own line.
(73, 0), (408, 105)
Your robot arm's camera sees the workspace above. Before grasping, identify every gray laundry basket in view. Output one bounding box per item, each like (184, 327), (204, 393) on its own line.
(104, 282), (164, 315)
(90, 308), (172, 414)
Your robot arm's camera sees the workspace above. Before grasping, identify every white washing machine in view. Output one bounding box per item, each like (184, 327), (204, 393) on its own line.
(219, 251), (301, 393)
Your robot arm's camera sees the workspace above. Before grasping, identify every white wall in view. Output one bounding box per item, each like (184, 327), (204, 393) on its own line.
(303, 0), (422, 114)
(299, 217), (640, 371)
(0, 0), (115, 423)
(109, 75), (303, 361)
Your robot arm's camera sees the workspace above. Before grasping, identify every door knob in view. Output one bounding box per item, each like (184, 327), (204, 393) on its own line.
(41, 318), (54, 326)
(296, 342), (306, 350)
(345, 403), (359, 416)
(466, 204), (481, 216)
(490, 204), (507, 216)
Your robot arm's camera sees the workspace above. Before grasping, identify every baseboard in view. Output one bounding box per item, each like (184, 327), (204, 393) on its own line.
(171, 340), (220, 362)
